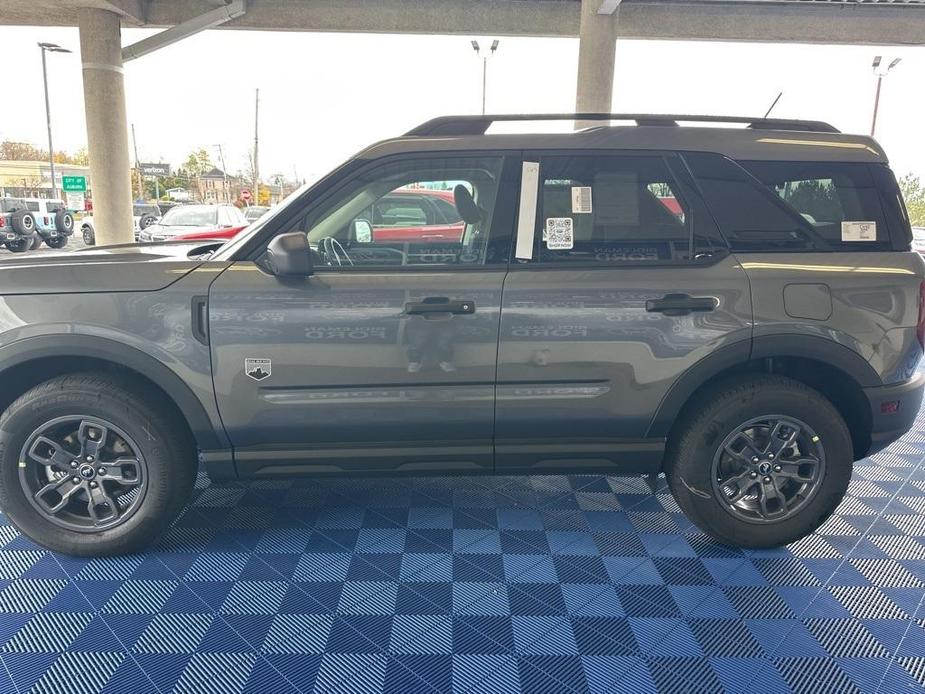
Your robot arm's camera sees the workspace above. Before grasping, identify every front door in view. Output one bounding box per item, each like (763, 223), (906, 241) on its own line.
(496, 151), (752, 471)
(209, 154), (517, 476)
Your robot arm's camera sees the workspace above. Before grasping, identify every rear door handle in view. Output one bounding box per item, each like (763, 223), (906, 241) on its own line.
(645, 293), (716, 316)
(404, 297), (476, 315)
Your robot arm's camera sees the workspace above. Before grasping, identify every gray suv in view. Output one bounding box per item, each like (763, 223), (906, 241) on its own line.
(0, 114), (922, 557)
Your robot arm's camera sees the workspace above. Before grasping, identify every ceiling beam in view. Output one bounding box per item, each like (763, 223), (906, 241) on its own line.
(122, 0), (246, 61)
(0, 0), (923, 46)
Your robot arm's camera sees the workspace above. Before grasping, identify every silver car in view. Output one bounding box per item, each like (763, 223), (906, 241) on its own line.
(138, 203), (247, 242)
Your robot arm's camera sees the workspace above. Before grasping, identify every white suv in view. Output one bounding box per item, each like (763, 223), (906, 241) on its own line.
(81, 203), (164, 246)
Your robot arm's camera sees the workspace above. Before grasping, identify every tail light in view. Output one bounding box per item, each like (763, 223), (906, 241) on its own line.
(917, 281), (925, 349)
(0, 218), (4, 228)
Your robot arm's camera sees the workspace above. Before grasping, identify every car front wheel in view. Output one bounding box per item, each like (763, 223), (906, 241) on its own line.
(0, 373), (196, 556)
(665, 374), (852, 548)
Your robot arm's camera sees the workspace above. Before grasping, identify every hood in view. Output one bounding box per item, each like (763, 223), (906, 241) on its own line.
(0, 240), (221, 295)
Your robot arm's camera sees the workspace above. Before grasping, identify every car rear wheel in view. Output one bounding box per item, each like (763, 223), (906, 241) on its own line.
(0, 373), (197, 556)
(665, 374), (852, 548)
(45, 235), (69, 249)
(82, 226), (95, 246)
(29, 234), (43, 250)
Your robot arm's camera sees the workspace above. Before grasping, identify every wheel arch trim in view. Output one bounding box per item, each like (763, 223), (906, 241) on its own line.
(646, 334), (881, 438)
(0, 334), (225, 451)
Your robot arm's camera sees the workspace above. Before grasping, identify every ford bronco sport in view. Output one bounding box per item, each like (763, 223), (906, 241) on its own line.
(0, 114), (922, 557)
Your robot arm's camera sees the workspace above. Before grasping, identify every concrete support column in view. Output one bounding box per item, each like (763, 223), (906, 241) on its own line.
(575, 0), (617, 120)
(78, 8), (133, 246)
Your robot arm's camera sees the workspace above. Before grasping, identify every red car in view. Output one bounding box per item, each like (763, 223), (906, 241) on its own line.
(174, 189), (465, 244)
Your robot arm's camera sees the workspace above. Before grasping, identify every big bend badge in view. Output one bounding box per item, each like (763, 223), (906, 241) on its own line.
(245, 358), (272, 382)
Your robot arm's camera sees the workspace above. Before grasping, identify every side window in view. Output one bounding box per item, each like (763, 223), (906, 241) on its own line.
(26, 201), (40, 212)
(289, 156), (507, 268)
(684, 152), (818, 252)
(741, 160), (893, 250)
(533, 155), (696, 264)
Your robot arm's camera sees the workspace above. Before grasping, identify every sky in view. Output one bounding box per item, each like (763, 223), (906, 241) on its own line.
(0, 25), (922, 185)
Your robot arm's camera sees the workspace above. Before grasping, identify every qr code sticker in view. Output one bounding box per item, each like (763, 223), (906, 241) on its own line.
(545, 217), (574, 250)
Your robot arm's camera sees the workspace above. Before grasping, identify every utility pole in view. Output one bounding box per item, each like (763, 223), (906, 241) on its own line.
(38, 42), (71, 199)
(131, 123), (141, 201)
(213, 144), (228, 203)
(253, 88), (260, 206)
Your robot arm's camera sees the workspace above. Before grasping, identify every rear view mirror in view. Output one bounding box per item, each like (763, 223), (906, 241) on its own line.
(352, 219), (373, 244)
(264, 232), (313, 276)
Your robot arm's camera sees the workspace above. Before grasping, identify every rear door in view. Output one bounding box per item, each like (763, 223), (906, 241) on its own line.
(496, 151), (753, 472)
(208, 153), (517, 476)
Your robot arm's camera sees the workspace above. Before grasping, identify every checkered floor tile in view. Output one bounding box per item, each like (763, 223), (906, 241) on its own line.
(3, 412), (925, 693)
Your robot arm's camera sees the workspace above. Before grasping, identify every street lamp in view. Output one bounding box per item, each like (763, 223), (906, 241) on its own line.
(870, 55), (901, 137)
(470, 39), (500, 115)
(38, 42), (72, 200)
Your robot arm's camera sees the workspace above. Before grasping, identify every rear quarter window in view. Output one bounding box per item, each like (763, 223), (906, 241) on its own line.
(685, 153), (907, 252)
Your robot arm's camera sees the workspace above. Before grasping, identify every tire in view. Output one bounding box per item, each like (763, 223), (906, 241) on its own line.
(0, 372), (197, 556)
(5, 233), (35, 253)
(10, 209), (35, 235)
(46, 235), (68, 249)
(665, 374), (852, 548)
(82, 226), (95, 246)
(139, 213), (157, 230)
(29, 234), (43, 250)
(54, 209), (74, 235)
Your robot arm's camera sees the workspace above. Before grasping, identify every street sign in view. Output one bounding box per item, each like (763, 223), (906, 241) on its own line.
(61, 176), (87, 192)
(241, 190), (252, 201)
(139, 162), (170, 176)
(65, 192), (86, 212)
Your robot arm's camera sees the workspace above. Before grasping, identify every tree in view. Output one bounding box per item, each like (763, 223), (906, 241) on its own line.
(899, 174), (925, 227)
(1, 140), (45, 161)
(182, 148), (214, 178)
(1, 140), (92, 166)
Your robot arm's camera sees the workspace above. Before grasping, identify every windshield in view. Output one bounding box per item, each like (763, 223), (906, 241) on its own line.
(913, 228), (925, 242)
(158, 206), (217, 227)
(245, 206), (268, 221)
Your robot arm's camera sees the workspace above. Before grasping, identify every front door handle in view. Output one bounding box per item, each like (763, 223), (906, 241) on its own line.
(645, 293), (716, 316)
(404, 297), (476, 315)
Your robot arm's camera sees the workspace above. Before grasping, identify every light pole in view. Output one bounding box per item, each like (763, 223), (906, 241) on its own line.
(871, 55), (901, 137)
(470, 39), (500, 115)
(213, 144), (228, 203)
(38, 42), (72, 200)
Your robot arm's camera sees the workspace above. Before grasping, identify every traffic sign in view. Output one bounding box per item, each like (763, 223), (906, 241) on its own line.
(61, 176), (87, 192)
(65, 192), (86, 212)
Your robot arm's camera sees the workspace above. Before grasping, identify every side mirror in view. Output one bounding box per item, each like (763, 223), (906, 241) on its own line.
(264, 232), (313, 276)
(352, 218), (373, 244)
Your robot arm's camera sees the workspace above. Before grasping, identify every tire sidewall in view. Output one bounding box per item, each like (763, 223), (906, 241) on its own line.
(0, 386), (179, 555)
(670, 382), (852, 547)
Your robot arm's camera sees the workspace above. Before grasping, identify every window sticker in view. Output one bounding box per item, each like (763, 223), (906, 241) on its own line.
(571, 186), (593, 214)
(841, 221), (877, 242)
(545, 217), (574, 250)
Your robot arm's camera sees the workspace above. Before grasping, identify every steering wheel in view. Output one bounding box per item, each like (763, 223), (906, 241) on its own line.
(319, 236), (354, 267)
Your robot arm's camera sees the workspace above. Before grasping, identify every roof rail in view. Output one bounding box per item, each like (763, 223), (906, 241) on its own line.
(405, 114), (840, 137)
